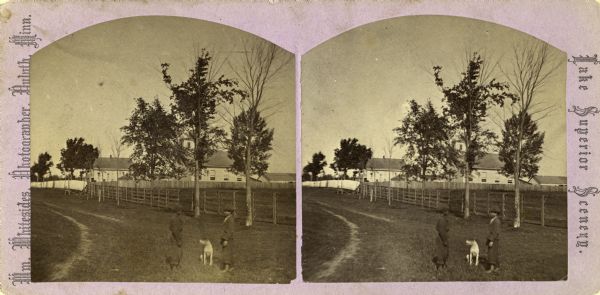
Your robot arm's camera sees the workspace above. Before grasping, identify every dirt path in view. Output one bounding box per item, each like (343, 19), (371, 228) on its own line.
(43, 201), (123, 223)
(45, 208), (92, 281)
(303, 190), (424, 282)
(313, 199), (393, 223)
(309, 207), (360, 280)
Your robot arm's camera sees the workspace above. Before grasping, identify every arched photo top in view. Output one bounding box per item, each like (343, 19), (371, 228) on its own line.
(31, 15), (295, 185)
(302, 14), (566, 184)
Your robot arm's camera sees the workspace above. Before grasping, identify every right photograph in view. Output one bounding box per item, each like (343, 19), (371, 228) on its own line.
(301, 15), (567, 282)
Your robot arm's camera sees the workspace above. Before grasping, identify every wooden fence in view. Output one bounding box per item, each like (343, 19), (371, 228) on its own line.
(85, 182), (293, 225)
(177, 190), (288, 225)
(88, 182), (180, 209)
(357, 183), (567, 228)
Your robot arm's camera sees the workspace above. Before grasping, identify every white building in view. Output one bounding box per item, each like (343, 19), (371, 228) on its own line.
(365, 157), (405, 182)
(91, 157), (131, 182)
(469, 153), (513, 184)
(180, 150), (246, 182)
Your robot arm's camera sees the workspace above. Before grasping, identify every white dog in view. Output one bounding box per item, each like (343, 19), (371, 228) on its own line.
(198, 239), (214, 266)
(465, 239), (480, 266)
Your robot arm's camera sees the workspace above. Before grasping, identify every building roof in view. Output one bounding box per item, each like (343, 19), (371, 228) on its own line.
(366, 158), (405, 171)
(205, 151), (234, 168)
(93, 157), (131, 170)
(259, 172), (296, 182)
(94, 151), (234, 171)
(533, 175), (567, 185)
(473, 153), (503, 170)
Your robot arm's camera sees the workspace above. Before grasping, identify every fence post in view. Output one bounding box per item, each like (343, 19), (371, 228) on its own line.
(273, 192), (277, 224)
(428, 190), (432, 208)
(218, 191), (222, 214)
(252, 192), (256, 220)
(166, 189), (169, 209)
(541, 194), (546, 227)
(473, 191), (477, 215)
(436, 190), (440, 209)
(203, 190), (207, 213)
(233, 191), (237, 212)
(521, 194), (525, 221)
(487, 192), (491, 215)
(125, 186), (128, 202)
(501, 193), (506, 218)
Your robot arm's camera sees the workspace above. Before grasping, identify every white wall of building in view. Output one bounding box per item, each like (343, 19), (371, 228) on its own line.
(91, 169), (129, 182)
(181, 167), (245, 182)
(470, 169), (513, 184)
(366, 170), (403, 182)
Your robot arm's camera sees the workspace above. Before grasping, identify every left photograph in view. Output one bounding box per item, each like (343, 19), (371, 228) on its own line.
(30, 16), (296, 283)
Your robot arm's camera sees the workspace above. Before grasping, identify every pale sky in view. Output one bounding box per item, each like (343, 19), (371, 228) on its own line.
(31, 16), (295, 176)
(302, 15), (567, 177)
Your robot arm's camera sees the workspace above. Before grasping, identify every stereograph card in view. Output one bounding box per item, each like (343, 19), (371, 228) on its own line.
(0, 1), (599, 295)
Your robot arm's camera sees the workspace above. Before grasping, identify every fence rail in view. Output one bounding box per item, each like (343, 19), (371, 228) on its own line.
(356, 182), (566, 228)
(102, 180), (295, 190)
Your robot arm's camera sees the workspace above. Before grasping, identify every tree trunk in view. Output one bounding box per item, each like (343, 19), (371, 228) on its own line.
(245, 148), (253, 227)
(513, 120), (525, 228)
(464, 145), (470, 219)
(194, 159), (200, 217)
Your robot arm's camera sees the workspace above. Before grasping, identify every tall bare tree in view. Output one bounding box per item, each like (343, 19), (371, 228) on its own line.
(228, 40), (292, 226)
(107, 130), (125, 158)
(501, 40), (561, 228)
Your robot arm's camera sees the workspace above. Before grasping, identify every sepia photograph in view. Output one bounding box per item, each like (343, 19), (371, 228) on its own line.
(30, 16), (296, 283)
(301, 15), (567, 282)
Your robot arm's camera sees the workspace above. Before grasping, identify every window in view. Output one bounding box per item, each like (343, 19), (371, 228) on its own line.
(224, 173), (229, 181)
(237, 177), (242, 182)
(495, 180), (500, 183)
(186, 141), (191, 149)
(209, 170), (216, 181)
(481, 179), (487, 183)
(508, 179), (513, 184)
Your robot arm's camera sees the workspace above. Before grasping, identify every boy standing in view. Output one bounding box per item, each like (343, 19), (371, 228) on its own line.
(221, 208), (235, 272)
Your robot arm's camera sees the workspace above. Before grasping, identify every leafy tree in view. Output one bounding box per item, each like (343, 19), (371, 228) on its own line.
(227, 109), (274, 180)
(58, 138), (99, 180)
(393, 100), (455, 181)
(303, 152), (327, 181)
(162, 49), (241, 217)
(434, 53), (514, 219)
(121, 98), (185, 180)
(31, 152), (54, 181)
(498, 112), (545, 181)
(501, 41), (561, 228)
(332, 138), (373, 179)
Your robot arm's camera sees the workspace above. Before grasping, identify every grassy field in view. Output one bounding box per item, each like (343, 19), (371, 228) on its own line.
(302, 188), (567, 282)
(32, 188), (295, 283)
